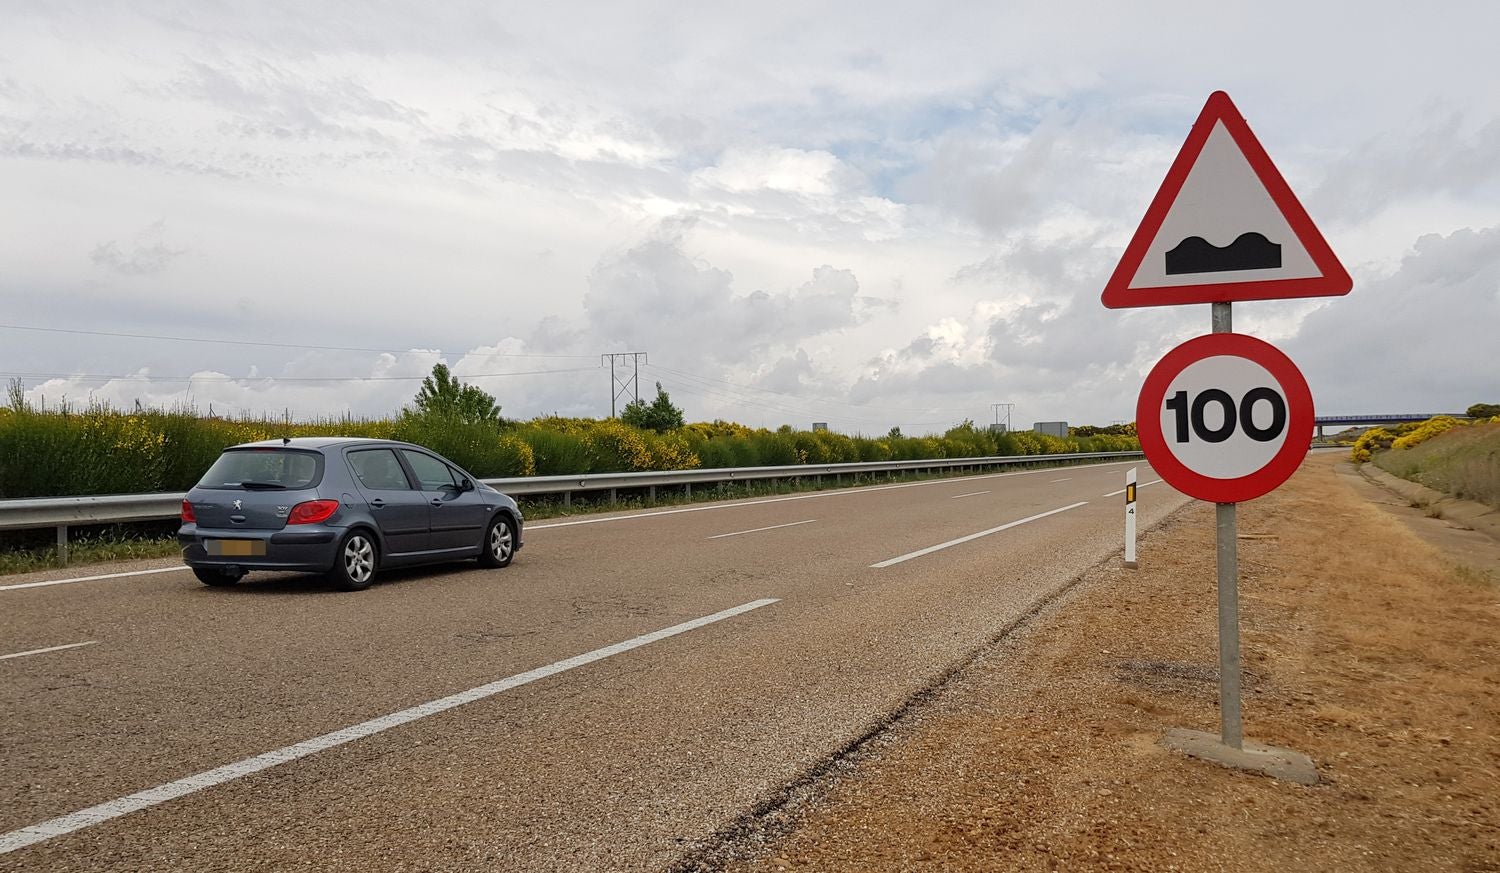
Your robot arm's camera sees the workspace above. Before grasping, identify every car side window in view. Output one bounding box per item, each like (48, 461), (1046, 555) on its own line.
(348, 449), (413, 491)
(402, 450), (458, 491)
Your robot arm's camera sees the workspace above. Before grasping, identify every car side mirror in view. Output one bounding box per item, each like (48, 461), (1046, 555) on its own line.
(459, 478), (475, 493)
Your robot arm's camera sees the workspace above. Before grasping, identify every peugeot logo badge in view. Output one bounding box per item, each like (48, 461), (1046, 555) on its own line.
(233, 499), (243, 510)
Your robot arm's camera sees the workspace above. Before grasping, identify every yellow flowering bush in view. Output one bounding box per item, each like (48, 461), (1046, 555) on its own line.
(1350, 427), (1395, 463)
(1392, 416), (1468, 451)
(583, 419), (654, 471)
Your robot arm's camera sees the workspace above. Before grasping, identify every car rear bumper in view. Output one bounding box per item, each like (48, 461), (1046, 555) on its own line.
(179, 524), (340, 573)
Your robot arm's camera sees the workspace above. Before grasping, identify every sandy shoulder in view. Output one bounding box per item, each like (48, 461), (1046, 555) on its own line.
(723, 454), (1500, 872)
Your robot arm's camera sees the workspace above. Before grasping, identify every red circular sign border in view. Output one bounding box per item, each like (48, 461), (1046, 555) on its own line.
(1136, 333), (1313, 503)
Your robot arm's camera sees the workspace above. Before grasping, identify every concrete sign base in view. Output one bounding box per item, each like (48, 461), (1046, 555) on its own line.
(1161, 728), (1319, 785)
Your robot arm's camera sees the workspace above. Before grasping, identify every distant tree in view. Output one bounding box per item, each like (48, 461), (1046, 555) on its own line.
(887, 426), (903, 440)
(1466, 402), (1500, 419)
(620, 382), (685, 433)
(412, 364), (501, 423)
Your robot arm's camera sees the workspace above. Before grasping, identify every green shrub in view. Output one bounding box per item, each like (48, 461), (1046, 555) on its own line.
(522, 429), (594, 476)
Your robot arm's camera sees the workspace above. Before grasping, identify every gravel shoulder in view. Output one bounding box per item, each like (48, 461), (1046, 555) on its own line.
(723, 453), (1500, 872)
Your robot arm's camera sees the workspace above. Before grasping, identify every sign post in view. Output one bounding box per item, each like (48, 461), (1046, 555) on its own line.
(1124, 468), (1138, 569)
(1210, 302), (1242, 750)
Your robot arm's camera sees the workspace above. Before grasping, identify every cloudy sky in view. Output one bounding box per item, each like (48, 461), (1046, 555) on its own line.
(2, 1), (1497, 433)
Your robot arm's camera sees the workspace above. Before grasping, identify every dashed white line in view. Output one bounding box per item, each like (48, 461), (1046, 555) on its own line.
(528, 460), (1142, 531)
(949, 491), (990, 500)
(1049, 478), (1072, 483)
(0, 641), (97, 661)
(1103, 478), (1164, 498)
(0, 566), (186, 593)
(871, 502), (1090, 568)
(708, 519), (816, 539)
(0, 597), (780, 856)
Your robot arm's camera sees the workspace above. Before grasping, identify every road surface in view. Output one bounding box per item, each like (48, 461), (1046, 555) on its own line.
(0, 461), (1185, 871)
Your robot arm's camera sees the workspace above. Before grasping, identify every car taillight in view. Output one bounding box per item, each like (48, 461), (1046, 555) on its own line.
(287, 499), (340, 525)
(181, 500), (197, 523)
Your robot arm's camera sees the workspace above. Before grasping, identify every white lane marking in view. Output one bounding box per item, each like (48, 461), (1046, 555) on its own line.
(0, 597), (780, 856)
(1, 461), (1147, 594)
(871, 502), (1090, 569)
(949, 491), (990, 500)
(0, 566), (186, 593)
(529, 460), (1142, 531)
(708, 519), (816, 540)
(0, 641), (97, 661)
(1049, 478), (1072, 483)
(1103, 478), (1164, 498)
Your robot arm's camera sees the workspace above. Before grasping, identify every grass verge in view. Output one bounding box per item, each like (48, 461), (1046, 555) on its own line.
(1374, 420), (1500, 509)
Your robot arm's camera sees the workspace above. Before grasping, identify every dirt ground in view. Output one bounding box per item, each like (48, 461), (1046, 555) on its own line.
(726, 454), (1500, 872)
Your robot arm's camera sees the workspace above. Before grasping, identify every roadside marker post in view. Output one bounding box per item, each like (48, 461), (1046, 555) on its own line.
(1124, 468), (1138, 569)
(1101, 90), (1343, 785)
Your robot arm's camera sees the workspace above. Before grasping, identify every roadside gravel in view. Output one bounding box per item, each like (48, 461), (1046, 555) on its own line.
(722, 454), (1500, 872)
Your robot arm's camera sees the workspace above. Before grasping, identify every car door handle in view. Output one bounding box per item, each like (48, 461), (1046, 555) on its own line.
(430, 499), (444, 507)
(369, 499), (385, 508)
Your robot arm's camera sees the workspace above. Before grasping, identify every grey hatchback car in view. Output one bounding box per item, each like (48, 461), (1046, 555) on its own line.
(179, 438), (523, 590)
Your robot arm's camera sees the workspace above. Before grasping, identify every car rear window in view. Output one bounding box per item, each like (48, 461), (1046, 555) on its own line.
(197, 448), (324, 490)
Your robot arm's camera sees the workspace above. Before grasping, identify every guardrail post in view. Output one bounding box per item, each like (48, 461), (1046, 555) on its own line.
(685, 482), (691, 498)
(609, 487), (617, 505)
(649, 485), (657, 504)
(56, 524), (69, 566)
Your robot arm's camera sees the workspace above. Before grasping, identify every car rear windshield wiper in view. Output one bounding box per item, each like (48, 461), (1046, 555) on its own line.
(239, 481), (288, 490)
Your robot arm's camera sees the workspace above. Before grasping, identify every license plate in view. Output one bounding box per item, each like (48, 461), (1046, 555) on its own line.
(207, 539), (266, 557)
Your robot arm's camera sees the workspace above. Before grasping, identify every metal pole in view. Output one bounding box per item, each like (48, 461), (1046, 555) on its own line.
(1211, 300), (1243, 750)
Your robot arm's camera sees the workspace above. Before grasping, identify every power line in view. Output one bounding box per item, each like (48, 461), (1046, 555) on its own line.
(644, 364), (971, 427)
(645, 362), (983, 414)
(0, 366), (599, 384)
(0, 323), (596, 359)
(659, 377), (953, 430)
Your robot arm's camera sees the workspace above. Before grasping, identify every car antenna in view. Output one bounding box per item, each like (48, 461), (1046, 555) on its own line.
(282, 436), (291, 445)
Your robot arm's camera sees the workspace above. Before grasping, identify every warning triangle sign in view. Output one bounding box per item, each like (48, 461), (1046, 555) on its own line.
(1101, 91), (1351, 309)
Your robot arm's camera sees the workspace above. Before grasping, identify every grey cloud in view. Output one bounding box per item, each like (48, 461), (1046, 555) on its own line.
(170, 60), (425, 143)
(582, 229), (875, 364)
(0, 139), (241, 178)
(1310, 113), (1500, 223)
(1283, 225), (1500, 413)
(754, 349), (816, 394)
(91, 221), (185, 276)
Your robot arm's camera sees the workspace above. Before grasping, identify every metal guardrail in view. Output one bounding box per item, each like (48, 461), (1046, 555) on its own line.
(0, 451), (1142, 562)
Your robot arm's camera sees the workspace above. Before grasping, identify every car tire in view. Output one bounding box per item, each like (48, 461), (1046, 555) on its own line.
(193, 567), (243, 587)
(328, 530), (378, 591)
(477, 515), (517, 569)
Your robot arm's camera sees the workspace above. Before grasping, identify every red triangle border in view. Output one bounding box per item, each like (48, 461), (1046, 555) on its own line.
(1101, 91), (1352, 309)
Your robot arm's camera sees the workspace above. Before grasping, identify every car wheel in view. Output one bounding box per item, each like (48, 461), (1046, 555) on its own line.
(193, 567), (243, 587)
(478, 515), (517, 568)
(329, 530), (378, 591)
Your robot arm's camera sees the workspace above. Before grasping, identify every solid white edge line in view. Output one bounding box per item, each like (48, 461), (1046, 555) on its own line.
(707, 519), (817, 540)
(870, 502), (1090, 568)
(948, 491), (990, 500)
(0, 641), (97, 661)
(528, 460), (1142, 531)
(0, 597), (780, 856)
(1103, 478), (1163, 498)
(0, 566), (186, 592)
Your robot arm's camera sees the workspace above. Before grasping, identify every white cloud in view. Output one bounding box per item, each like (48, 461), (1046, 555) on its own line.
(3, 2), (1499, 433)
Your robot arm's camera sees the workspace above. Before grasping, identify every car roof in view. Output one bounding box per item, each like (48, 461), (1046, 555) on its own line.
(228, 437), (421, 452)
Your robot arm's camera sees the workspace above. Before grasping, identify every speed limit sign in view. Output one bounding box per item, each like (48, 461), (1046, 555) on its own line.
(1136, 333), (1313, 503)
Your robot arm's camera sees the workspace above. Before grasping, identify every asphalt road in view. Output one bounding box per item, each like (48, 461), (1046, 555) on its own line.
(0, 461), (1186, 871)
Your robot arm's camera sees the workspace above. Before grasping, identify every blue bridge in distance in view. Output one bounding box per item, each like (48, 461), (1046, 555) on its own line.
(1313, 413), (1468, 438)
